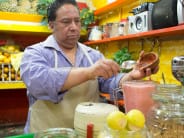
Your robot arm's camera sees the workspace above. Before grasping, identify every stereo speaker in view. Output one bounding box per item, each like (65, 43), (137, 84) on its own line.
(128, 11), (152, 34)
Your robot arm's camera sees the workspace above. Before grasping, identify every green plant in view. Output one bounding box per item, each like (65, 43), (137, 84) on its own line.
(80, 8), (96, 30)
(37, 0), (53, 24)
(37, 0), (53, 16)
(113, 47), (133, 65)
(113, 47), (134, 73)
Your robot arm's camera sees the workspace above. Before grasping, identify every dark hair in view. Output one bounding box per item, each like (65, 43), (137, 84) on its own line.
(47, 0), (79, 22)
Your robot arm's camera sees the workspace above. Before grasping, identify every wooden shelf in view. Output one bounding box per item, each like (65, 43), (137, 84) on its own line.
(0, 82), (26, 90)
(84, 24), (184, 45)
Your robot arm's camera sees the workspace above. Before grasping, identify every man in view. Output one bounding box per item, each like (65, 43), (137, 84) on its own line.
(20, 0), (158, 133)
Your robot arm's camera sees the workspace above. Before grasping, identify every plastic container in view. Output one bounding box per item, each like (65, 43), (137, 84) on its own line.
(88, 26), (102, 41)
(102, 24), (110, 39)
(109, 23), (119, 38)
(119, 19), (128, 36)
(147, 84), (184, 137)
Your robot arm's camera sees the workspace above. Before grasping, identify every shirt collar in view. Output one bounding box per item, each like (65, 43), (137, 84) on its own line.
(42, 35), (60, 51)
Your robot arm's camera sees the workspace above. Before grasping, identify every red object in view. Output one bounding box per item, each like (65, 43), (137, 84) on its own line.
(120, 18), (128, 22)
(87, 123), (94, 138)
(0, 89), (28, 125)
(77, 2), (88, 10)
(0, 39), (7, 46)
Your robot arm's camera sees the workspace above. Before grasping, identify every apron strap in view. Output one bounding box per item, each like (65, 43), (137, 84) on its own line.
(80, 45), (94, 66)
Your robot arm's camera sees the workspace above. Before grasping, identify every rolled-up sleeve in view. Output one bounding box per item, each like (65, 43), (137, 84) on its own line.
(98, 73), (124, 94)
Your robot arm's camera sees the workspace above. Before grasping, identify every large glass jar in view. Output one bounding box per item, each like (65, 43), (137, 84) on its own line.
(147, 84), (184, 137)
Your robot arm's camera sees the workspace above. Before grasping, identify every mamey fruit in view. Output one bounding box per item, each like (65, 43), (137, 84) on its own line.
(126, 109), (145, 131)
(106, 110), (127, 130)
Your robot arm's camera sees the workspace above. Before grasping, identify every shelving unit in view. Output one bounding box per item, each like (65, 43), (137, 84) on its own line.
(0, 21), (51, 36)
(0, 13), (49, 128)
(0, 13), (51, 89)
(0, 82), (26, 90)
(85, 0), (184, 45)
(0, 23), (51, 35)
(0, 12), (51, 35)
(84, 24), (184, 45)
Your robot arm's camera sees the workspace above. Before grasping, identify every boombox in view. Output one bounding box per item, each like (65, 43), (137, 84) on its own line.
(152, 0), (184, 29)
(128, 11), (152, 34)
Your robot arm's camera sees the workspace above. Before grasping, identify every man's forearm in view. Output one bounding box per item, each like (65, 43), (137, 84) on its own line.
(61, 67), (94, 91)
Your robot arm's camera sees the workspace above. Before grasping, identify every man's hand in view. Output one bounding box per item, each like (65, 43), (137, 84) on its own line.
(119, 51), (159, 86)
(88, 59), (121, 79)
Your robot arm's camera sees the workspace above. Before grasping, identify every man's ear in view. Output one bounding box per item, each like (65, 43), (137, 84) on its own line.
(48, 21), (54, 30)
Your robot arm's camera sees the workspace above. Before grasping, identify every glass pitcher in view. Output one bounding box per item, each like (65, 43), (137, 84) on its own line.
(122, 80), (157, 118)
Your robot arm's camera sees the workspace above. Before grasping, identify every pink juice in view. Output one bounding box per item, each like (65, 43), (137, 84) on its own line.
(122, 80), (156, 118)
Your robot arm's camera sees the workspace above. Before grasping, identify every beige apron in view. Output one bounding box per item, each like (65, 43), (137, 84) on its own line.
(29, 47), (99, 133)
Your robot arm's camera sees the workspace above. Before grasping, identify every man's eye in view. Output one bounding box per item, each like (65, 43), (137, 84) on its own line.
(62, 20), (70, 24)
(75, 20), (81, 23)
(59, 19), (81, 25)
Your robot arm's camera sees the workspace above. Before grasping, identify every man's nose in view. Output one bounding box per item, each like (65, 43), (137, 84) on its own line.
(70, 21), (79, 29)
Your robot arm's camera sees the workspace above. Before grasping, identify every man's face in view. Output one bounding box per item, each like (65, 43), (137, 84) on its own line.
(49, 4), (81, 49)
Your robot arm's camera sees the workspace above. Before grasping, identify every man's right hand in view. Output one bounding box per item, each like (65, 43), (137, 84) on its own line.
(88, 59), (121, 79)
